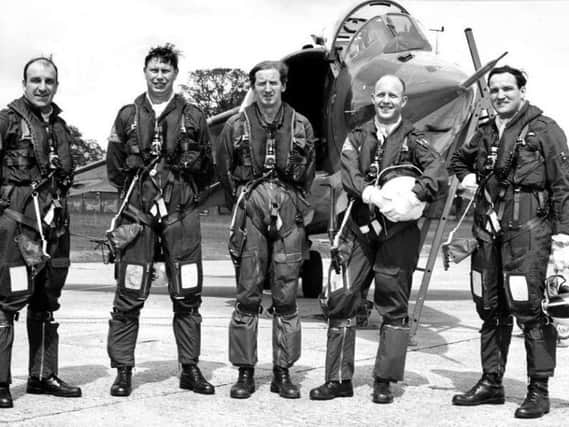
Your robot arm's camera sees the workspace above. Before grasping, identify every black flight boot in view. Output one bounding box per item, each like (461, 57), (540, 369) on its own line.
(309, 380), (353, 400)
(0, 385), (13, 408)
(180, 364), (214, 395)
(110, 366), (132, 397)
(514, 377), (550, 419)
(270, 366), (300, 399)
(372, 378), (393, 404)
(27, 375), (82, 397)
(230, 367), (255, 399)
(452, 373), (505, 406)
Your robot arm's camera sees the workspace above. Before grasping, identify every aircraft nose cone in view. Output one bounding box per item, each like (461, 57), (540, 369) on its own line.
(347, 51), (469, 124)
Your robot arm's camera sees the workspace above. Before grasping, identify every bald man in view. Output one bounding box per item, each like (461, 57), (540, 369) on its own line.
(0, 57), (80, 408)
(310, 75), (446, 403)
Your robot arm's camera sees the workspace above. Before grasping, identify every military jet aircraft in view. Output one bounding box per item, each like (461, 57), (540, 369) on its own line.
(73, 0), (501, 299)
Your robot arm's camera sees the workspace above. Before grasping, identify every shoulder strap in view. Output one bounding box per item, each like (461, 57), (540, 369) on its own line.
(125, 103), (138, 134)
(284, 111), (298, 173)
(180, 103), (187, 133)
(132, 103), (143, 156)
(240, 110), (260, 176)
(289, 110), (296, 151)
(394, 136), (408, 165)
(20, 119), (31, 139)
(518, 124), (530, 142)
(242, 110), (251, 141)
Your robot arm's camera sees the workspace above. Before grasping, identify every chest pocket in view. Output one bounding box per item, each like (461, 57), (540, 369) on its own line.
(125, 109), (141, 156)
(3, 119), (36, 169)
(398, 136), (412, 164)
(513, 128), (545, 188)
(178, 113), (201, 146)
(176, 112), (213, 183)
(232, 117), (255, 182)
(285, 113), (310, 183)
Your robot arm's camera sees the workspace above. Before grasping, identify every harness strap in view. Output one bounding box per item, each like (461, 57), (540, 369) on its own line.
(20, 119), (31, 139)
(3, 207), (39, 231)
(485, 124), (531, 224)
(501, 216), (546, 243)
(123, 204), (153, 227)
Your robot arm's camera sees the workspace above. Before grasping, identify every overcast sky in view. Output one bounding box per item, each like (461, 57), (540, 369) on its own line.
(1, 0), (568, 146)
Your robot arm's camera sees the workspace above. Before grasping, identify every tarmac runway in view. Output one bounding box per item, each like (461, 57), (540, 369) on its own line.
(2, 257), (569, 426)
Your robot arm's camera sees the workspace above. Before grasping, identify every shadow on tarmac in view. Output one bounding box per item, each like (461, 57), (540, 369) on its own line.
(433, 369), (569, 408)
(9, 364), (108, 400)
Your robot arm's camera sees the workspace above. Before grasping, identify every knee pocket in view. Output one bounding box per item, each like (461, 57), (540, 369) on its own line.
(117, 262), (152, 301)
(167, 261), (202, 299)
(3, 264), (32, 297)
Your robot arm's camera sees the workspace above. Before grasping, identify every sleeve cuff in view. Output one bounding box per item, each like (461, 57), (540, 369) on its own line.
(411, 183), (429, 202)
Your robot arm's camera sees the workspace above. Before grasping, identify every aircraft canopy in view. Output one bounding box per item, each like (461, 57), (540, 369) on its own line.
(345, 13), (432, 64)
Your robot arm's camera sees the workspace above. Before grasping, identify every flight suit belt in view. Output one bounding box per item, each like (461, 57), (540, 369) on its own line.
(3, 157), (33, 167)
(493, 188), (548, 220)
(473, 216), (546, 243)
(124, 203), (192, 228)
(239, 175), (300, 200)
(349, 215), (413, 243)
(1, 177), (67, 192)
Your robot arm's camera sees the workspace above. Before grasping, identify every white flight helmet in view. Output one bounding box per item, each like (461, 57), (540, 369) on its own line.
(542, 274), (569, 336)
(376, 164), (426, 222)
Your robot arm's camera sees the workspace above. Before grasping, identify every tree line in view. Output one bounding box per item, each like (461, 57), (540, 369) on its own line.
(73, 68), (248, 165)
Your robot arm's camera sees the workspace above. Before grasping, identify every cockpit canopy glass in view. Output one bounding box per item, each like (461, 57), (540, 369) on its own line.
(345, 13), (432, 63)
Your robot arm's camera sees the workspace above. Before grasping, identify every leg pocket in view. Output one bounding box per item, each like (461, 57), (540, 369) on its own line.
(117, 262), (153, 301)
(167, 260), (203, 299)
(162, 210), (201, 261)
(4, 263), (32, 298)
(471, 242), (499, 308)
(272, 228), (304, 308)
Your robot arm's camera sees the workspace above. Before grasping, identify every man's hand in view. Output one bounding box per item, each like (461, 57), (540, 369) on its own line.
(362, 185), (386, 209)
(125, 154), (144, 172)
(458, 173), (478, 200)
(551, 234), (569, 272)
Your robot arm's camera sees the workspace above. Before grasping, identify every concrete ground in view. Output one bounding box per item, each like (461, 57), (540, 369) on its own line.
(2, 256), (569, 426)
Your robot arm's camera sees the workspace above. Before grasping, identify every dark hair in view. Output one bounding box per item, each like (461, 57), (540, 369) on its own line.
(248, 60), (288, 86)
(23, 56), (58, 82)
(488, 65), (527, 89)
(144, 43), (181, 71)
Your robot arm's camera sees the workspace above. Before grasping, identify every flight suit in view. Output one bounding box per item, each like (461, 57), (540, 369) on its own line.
(0, 97), (74, 385)
(324, 119), (446, 383)
(106, 94), (214, 368)
(218, 102), (315, 369)
(451, 102), (569, 381)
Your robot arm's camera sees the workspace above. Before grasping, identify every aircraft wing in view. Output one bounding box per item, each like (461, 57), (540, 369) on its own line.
(460, 51), (508, 90)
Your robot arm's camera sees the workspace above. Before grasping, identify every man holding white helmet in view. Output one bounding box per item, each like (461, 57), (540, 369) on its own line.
(451, 65), (569, 419)
(310, 75), (446, 404)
